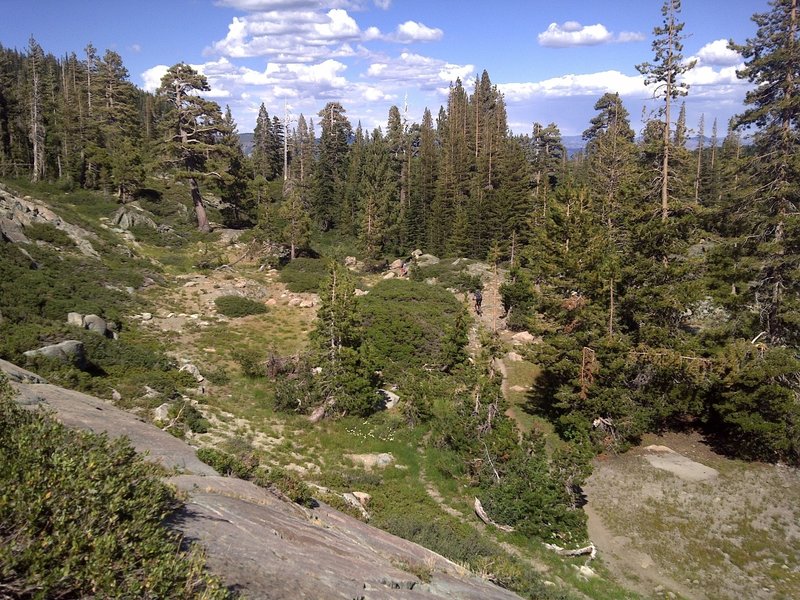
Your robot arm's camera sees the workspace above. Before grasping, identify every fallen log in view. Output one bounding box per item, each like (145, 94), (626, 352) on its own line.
(473, 497), (515, 533)
(543, 542), (597, 560)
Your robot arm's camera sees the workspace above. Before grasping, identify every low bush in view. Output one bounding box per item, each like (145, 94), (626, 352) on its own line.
(214, 295), (267, 318)
(231, 348), (264, 378)
(24, 222), (75, 247)
(195, 447), (254, 479)
(0, 375), (229, 599)
(252, 466), (315, 508)
(278, 257), (328, 293)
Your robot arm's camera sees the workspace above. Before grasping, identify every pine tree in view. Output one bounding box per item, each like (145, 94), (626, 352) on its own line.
(28, 37), (46, 182)
(157, 63), (229, 233)
(313, 101), (351, 230)
(279, 176), (311, 260)
(582, 92), (637, 233)
(359, 128), (396, 258)
(731, 0), (800, 344)
(636, 0), (696, 221)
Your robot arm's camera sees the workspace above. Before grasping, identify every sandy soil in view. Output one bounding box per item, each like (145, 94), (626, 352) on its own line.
(584, 432), (800, 600)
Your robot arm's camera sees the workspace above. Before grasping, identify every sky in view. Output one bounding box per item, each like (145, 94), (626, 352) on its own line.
(1, 0), (766, 138)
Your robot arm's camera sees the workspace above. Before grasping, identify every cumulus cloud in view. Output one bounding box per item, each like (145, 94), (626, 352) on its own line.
(141, 64), (169, 92)
(393, 21), (443, 42)
(538, 21), (643, 47)
(499, 70), (647, 101)
(365, 52), (473, 89)
(694, 39), (742, 67)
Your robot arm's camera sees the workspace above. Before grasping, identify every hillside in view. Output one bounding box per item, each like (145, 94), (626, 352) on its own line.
(2, 181), (799, 600)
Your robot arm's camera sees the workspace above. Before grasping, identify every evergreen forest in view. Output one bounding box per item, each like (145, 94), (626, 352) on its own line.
(1, 1), (799, 597)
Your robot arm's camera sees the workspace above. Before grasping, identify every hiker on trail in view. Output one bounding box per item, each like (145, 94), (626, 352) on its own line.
(473, 288), (483, 316)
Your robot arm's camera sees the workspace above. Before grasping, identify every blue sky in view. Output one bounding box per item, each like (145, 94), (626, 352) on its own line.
(1, 0), (764, 137)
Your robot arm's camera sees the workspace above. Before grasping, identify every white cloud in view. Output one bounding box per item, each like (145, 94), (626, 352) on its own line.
(366, 52), (473, 89)
(538, 22), (643, 47)
(499, 70), (647, 101)
(141, 65), (169, 92)
(208, 8), (378, 61)
(694, 39), (742, 67)
(314, 9), (360, 39)
(393, 21), (443, 42)
(373, 0), (391, 8)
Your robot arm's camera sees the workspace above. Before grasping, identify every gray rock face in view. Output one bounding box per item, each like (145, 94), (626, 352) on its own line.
(23, 340), (87, 370)
(416, 254), (440, 267)
(111, 206), (157, 231)
(0, 184), (99, 257)
(1, 359), (522, 600)
(83, 314), (108, 336)
(67, 312), (84, 327)
(0, 358), (48, 384)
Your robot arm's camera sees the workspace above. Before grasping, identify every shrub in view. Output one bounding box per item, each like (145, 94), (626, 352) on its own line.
(231, 348), (263, 378)
(24, 222), (75, 247)
(0, 375), (229, 599)
(251, 466), (315, 508)
(358, 279), (467, 376)
(278, 257), (328, 293)
(214, 295), (267, 318)
(195, 447), (253, 479)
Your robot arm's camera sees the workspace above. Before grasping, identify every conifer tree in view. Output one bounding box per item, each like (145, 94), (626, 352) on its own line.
(636, 0), (696, 221)
(582, 92), (637, 232)
(731, 0), (800, 343)
(27, 37), (46, 182)
(157, 63), (229, 233)
(313, 101), (351, 230)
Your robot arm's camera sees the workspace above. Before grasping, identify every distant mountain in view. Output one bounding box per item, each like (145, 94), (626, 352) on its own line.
(239, 133), (254, 156)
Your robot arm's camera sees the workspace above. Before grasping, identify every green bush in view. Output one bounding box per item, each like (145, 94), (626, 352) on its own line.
(358, 279), (468, 377)
(278, 257), (328, 293)
(252, 466), (315, 507)
(0, 375), (229, 599)
(214, 295), (267, 318)
(24, 222), (75, 247)
(231, 348), (263, 378)
(195, 447), (254, 479)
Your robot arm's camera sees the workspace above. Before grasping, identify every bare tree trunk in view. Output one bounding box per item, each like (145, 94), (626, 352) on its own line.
(190, 177), (210, 233)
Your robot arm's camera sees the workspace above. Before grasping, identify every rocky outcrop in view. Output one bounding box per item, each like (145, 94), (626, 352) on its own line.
(0, 183), (99, 258)
(111, 206), (158, 231)
(23, 340), (87, 370)
(1, 359), (521, 600)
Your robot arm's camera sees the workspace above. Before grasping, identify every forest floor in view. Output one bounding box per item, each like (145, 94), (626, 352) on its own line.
(584, 431), (800, 600)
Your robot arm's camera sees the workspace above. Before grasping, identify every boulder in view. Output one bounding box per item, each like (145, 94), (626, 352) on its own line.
(505, 351), (524, 362)
(354, 288), (369, 296)
(390, 258), (404, 270)
(23, 340), (87, 370)
(345, 452), (395, 470)
(342, 492), (371, 519)
(416, 253), (440, 267)
(153, 402), (171, 422)
(67, 312), (84, 327)
(111, 206), (157, 230)
(378, 389), (400, 410)
(299, 299), (315, 308)
(179, 363), (205, 383)
(411, 249), (423, 259)
(382, 271), (396, 279)
(351, 491), (372, 507)
(344, 256), (358, 267)
(511, 331), (536, 344)
(83, 314), (108, 336)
